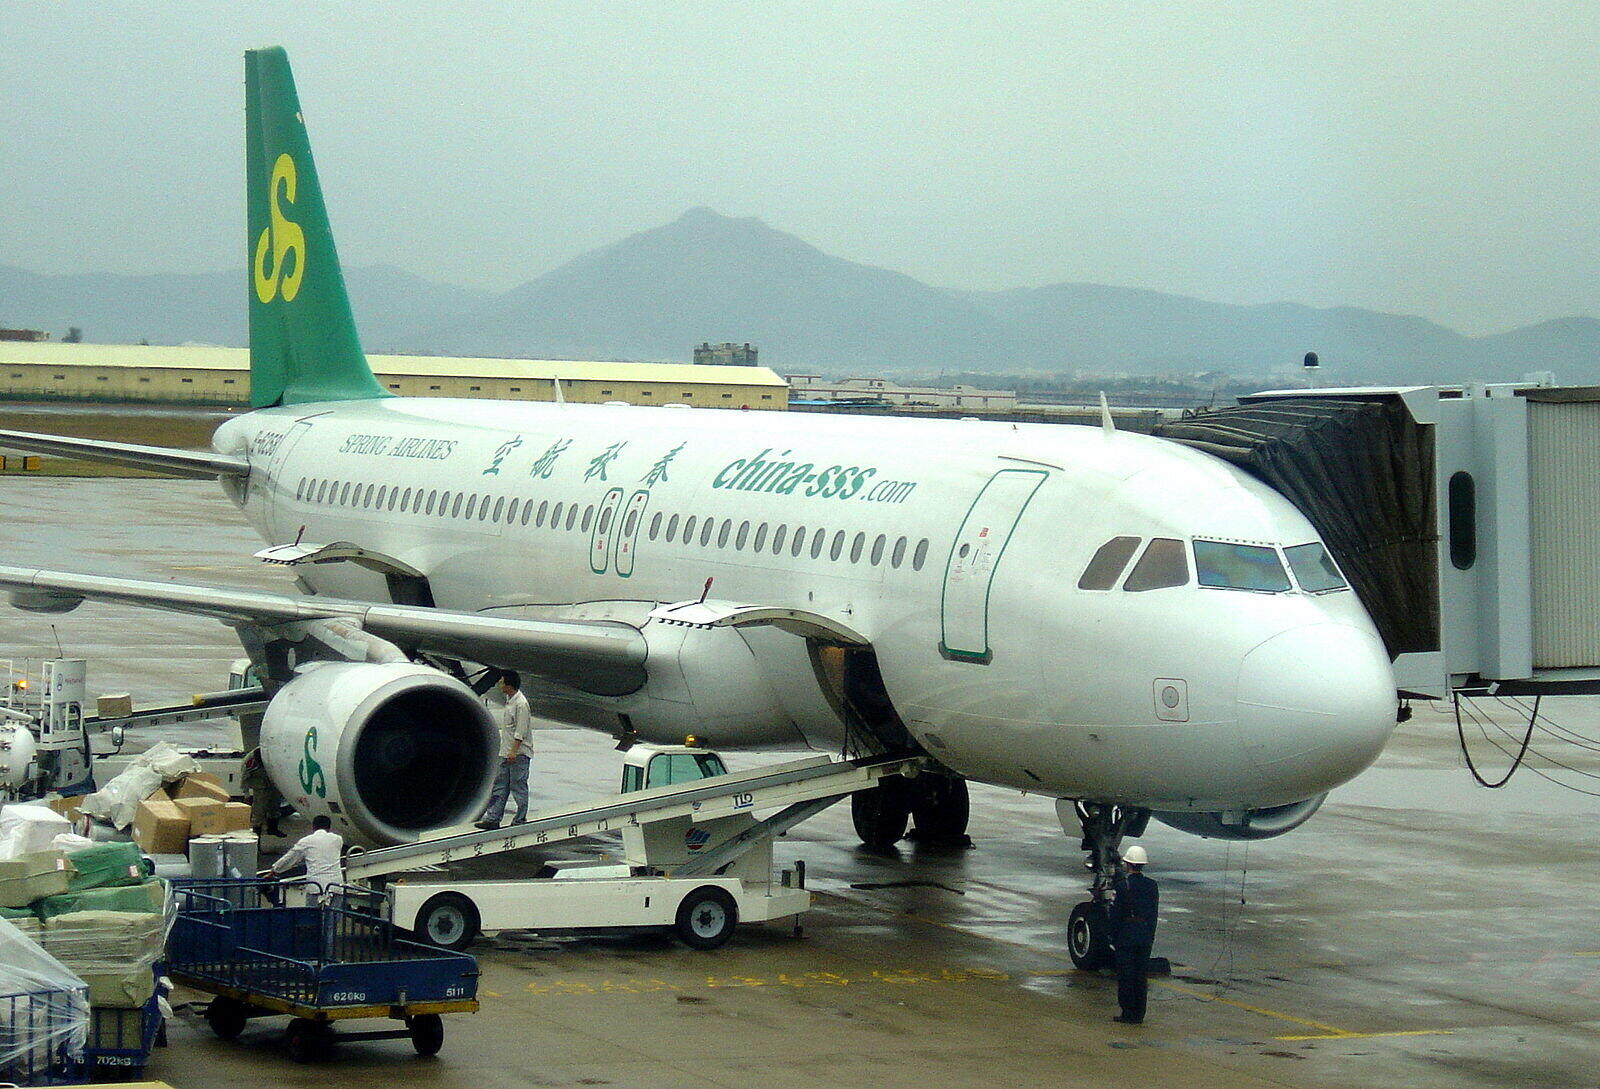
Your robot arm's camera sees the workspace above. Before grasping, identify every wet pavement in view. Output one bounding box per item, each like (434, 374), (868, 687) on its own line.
(2, 478), (1598, 1089)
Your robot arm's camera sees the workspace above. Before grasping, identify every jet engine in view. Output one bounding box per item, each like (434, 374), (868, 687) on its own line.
(260, 661), (498, 846)
(1151, 794), (1326, 841)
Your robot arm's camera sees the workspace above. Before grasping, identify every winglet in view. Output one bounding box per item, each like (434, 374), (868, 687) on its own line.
(1099, 392), (1116, 435)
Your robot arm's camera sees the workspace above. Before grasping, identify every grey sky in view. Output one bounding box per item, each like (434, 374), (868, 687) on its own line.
(3, 2), (1596, 335)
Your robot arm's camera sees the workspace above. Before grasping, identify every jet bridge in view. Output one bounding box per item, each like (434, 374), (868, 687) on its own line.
(1156, 382), (1600, 699)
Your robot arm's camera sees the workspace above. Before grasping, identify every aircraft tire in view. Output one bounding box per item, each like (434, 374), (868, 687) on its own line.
(910, 776), (970, 844)
(1068, 901), (1114, 970)
(852, 779), (912, 849)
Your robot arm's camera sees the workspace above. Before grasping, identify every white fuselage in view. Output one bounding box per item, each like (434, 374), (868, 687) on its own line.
(213, 398), (1397, 813)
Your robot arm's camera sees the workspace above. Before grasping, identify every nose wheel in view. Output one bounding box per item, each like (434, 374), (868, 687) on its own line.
(1062, 799), (1148, 970)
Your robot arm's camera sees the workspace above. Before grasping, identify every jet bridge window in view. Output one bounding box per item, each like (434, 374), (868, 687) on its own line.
(1078, 536), (1141, 591)
(1123, 538), (1189, 592)
(1193, 540), (1290, 593)
(1284, 542), (1349, 593)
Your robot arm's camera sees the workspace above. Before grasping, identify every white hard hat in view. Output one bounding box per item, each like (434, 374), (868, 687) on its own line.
(1122, 845), (1148, 865)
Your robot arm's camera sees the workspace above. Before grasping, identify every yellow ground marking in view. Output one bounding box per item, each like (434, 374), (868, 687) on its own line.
(1158, 980), (1348, 1035)
(1276, 1030), (1455, 1042)
(1574, 952), (1600, 957)
(480, 990), (502, 998)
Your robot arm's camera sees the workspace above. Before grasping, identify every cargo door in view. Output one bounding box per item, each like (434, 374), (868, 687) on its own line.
(939, 469), (1047, 663)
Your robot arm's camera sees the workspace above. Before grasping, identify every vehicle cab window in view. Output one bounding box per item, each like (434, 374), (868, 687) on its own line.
(1193, 540), (1291, 592)
(1078, 536), (1141, 590)
(1284, 542), (1350, 593)
(1123, 538), (1189, 592)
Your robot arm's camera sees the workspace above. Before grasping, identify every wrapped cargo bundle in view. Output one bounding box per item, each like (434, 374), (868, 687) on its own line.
(35, 879), (166, 919)
(63, 842), (144, 892)
(40, 911), (166, 1009)
(0, 916), (89, 1084)
(0, 852), (74, 908)
(0, 804), (73, 860)
(79, 743), (201, 830)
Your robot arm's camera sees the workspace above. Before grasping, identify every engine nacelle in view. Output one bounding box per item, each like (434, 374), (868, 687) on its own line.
(1152, 794), (1326, 841)
(261, 662), (498, 846)
(0, 722), (37, 791)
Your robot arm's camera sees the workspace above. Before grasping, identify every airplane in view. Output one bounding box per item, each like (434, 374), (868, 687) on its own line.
(0, 47), (1399, 967)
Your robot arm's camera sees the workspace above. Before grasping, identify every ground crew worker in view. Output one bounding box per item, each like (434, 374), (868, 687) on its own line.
(262, 814), (345, 906)
(242, 748), (284, 838)
(477, 670), (532, 829)
(1109, 843), (1158, 1024)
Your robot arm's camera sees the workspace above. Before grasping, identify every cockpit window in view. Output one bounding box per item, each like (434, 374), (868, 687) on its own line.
(1284, 542), (1350, 593)
(1194, 540), (1292, 592)
(1078, 536), (1141, 590)
(1123, 538), (1189, 592)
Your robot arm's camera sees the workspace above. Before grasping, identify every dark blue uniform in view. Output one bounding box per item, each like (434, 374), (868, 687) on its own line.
(1109, 870), (1159, 1022)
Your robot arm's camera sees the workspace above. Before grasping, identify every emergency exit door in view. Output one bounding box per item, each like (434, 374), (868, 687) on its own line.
(939, 468), (1048, 663)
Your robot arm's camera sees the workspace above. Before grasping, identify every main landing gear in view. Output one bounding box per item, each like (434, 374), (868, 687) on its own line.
(851, 774), (971, 850)
(1061, 800), (1149, 970)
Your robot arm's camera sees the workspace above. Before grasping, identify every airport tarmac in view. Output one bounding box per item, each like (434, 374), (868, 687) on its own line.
(2, 477), (1598, 1089)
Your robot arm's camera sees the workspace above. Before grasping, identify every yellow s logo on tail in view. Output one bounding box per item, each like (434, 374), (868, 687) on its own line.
(253, 153), (307, 303)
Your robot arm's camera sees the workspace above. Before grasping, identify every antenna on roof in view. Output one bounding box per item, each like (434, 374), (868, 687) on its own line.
(1099, 392), (1116, 435)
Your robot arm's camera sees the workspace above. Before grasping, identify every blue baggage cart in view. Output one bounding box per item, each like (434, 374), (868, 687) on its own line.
(166, 878), (478, 1062)
(81, 973), (165, 1081)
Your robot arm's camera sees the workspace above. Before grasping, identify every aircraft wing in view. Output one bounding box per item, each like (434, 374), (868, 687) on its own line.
(0, 429), (250, 479)
(0, 563), (647, 693)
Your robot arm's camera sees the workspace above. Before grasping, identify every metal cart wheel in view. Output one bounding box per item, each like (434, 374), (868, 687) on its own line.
(205, 996), (248, 1041)
(674, 886), (738, 950)
(284, 1017), (335, 1063)
(415, 892), (480, 952)
(407, 1013), (445, 1057)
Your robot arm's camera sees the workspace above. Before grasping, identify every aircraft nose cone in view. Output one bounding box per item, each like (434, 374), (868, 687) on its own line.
(1236, 623), (1396, 799)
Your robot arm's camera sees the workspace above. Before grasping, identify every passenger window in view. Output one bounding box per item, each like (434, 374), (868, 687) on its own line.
(1193, 540), (1289, 592)
(649, 512), (662, 539)
(386, 487), (397, 511)
(772, 525), (787, 555)
(536, 500), (549, 527)
(566, 504), (579, 531)
(870, 534), (886, 565)
(753, 523), (767, 553)
(811, 528), (826, 559)
(681, 515), (696, 544)
(551, 501), (564, 527)
(400, 487), (413, 510)
(830, 531), (846, 561)
(493, 497), (505, 522)
(426, 489), (438, 515)
(296, 478), (307, 501)
(717, 520), (732, 548)
(735, 521), (750, 550)
(1124, 538), (1190, 592)
(912, 538), (929, 571)
(580, 505), (593, 532)
(464, 495), (477, 519)
(521, 501), (534, 526)
(339, 482), (352, 505)
(442, 492), (455, 517)
(1284, 542), (1349, 593)
(700, 518), (715, 547)
(376, 485), (388, 509)
(599, 507), (614, 536)
(891, 536), (907, 568)
(791, 525), (806, 557)
(506, 498), (519, 524)
(624, 509), (639, 537)
(366, 484), (376, 507)
(480, 496), (494, 521)
(1078, 536), (1141, 590)
(666, 513), (679, 542)
(850, 532), (865, 563)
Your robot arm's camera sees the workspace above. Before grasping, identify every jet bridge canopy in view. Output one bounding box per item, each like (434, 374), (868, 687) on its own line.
(1157, 383), (1600, 699)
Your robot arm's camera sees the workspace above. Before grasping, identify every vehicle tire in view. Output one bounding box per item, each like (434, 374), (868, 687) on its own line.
(415, 892), (480, 952)
(910, 776), (970, 844)
(407, 1013), (445, 1057)
(205, 995), (248, 1041)
(1068, 901), (1115, 971)
(284, 1017), (334, 1063)
(851, 779), (911, 850)
(674, 886), (738, 950)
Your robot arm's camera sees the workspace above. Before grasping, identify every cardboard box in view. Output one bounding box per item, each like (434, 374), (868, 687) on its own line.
(193, 802), (251, 836)
(171, 796), (222, 827)
(46, 795), (86, 820)
(171, 773), (231, 803)
(131, 798), (188, 855)
(96, 693), (133, 719)
(0, 851), (74, 908)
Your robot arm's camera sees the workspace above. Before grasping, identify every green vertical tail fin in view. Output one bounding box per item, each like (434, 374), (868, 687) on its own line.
(246, 47), (389, 408)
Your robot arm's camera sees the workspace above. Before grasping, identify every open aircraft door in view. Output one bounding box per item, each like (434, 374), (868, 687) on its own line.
(940, 468), (1048, 664)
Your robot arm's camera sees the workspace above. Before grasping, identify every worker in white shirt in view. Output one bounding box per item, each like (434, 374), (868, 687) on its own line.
(262, 814), (345, 905)
(477, 670), (532, 829)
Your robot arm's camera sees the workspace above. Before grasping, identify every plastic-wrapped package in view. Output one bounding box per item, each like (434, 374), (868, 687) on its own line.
(35, 880), (166, 919)
(0, 804), (73, 860)
(0, 852), (74, 909)
(62, 842), (144, 892)
(0, 915), (89, 1085)
(79, 743), (203, 830)
(49, 833), (95, 855)
(38, 883), (171, 1013)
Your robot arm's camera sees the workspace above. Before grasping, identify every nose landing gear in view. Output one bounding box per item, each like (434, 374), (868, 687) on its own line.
(1059, 799), (1148, 970)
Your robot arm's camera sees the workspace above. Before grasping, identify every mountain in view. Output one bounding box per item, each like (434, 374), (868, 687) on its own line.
(0, 263), (488, 352)
(4, 212), (1598, 386)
